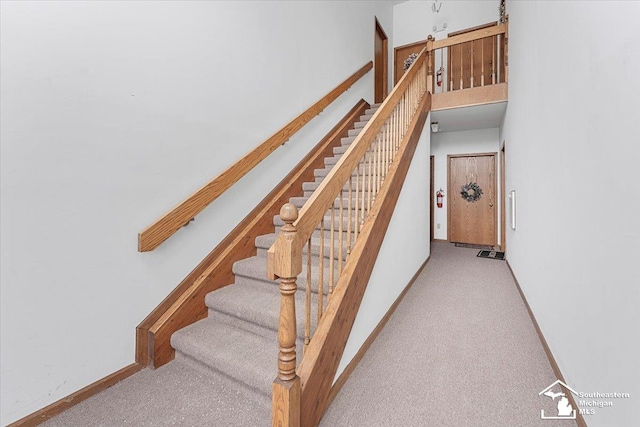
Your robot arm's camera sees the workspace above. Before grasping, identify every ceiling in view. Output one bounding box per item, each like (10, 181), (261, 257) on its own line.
(430, 102), (507, 133)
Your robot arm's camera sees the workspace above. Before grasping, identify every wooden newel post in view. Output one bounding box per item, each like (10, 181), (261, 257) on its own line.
(272, 203), (301, 427)
(426, 35), (434, 94)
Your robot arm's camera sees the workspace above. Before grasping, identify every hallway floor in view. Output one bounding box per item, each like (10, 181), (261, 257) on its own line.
(40, 242), (578, 426)
(320, 242), (578, 427)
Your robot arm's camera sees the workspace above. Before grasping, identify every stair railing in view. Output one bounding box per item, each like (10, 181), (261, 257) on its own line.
(268, 47), (431, 427)
(428, 19), (508, 94)
(138, 62), (373, 252)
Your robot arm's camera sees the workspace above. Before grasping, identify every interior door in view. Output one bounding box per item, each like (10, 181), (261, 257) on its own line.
(394, 40), (428, 85)
(448, 154), (497, 246)
(374, 19), (388, 103)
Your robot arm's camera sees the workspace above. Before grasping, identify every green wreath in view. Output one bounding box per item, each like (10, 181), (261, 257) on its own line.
(460, 182), (483, 202)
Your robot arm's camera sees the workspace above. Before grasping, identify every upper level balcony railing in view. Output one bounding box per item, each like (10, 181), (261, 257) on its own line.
(424, 18), (508, 110)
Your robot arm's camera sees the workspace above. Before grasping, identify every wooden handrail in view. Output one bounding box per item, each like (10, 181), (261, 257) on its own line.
(298, 90), (431, 426)
(138, 61), (373, 252)
(290, 48), (426, 249)
(136, 100), (369, 369)
(431, 23), (506, 50)
(270, 47), (430, 427)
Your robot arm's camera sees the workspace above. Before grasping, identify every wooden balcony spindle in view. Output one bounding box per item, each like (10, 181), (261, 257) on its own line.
(272, 203), (301, 427)
(318, 218), (324, 319)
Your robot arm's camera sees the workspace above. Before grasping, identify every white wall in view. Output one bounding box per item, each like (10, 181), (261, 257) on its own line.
(336, 116), (431, 381)
(393, 0), (499, 47)
(431, 128), (500, 241)
(0, 1), (393, 424)
(500, 2), (640, 426)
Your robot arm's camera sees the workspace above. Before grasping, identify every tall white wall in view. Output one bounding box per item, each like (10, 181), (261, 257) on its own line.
(0, 1), (393, 424)
(431, 128), (499, 241)
(336, 116), (431, 380)
(393, 0), (499, 47)
(500, 2), (640, 426)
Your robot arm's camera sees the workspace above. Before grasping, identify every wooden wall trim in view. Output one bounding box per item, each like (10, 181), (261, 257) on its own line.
(7, 363), (143, 427)
(297, 91), (431, 427)
(137, 62), (373, 252)
(326, 256), (431, 408)
(506, 261), (588, 427)
(136, 100), (369, 368)
(431, 82), (508, 111)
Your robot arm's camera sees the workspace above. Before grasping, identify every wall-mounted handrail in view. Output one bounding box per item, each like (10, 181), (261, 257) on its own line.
(138, 62), (373, 252)
(269, 47), (430, 426)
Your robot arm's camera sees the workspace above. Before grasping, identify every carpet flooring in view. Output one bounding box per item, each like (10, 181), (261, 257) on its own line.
(320, 242), (578, 427)
(41, 242), (576, 426)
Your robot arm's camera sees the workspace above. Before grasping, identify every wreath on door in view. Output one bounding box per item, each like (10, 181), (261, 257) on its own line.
(403, 53), (419, 71)
(460, 182), (483, 202)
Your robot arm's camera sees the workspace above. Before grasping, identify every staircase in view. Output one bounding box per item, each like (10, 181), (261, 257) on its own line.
(168, 104), (381, 419)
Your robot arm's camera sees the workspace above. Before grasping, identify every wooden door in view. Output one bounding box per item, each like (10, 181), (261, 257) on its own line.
(374, 19), (388, 103)
(448, 154), (497, 246)
(448, 22), (497, 90)
(394, 40), (428, 85)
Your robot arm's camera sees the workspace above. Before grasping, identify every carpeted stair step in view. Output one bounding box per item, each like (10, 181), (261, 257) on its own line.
(347, 128), (363, 137)
(232, 255), (337, 295)
(288, 195), (369, 211)
(314, 163), (387, 179)
(205, 279), (324, 339)
(302, 180), (378, 197)
(341, 136), (357, 146)
(171, 318), (284, 398)
(273, 212), (364, 230)
(255, 233), (348, 262)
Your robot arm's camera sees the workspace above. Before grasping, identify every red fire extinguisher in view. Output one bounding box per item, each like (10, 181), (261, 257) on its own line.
(436, 189), (444, 208)
(436, 67), (443, 87)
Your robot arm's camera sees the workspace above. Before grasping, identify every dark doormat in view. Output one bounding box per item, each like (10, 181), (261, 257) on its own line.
(455, 242), (494, 250)
(477, 250), (506, 260)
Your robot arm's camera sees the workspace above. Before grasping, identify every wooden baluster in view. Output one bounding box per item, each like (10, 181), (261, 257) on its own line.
(481, 37), (485, 87)
(459, 43), (463, 90)
(272, 203), (301, 427)
(360, 155), (366, 231)
(504, 15), (509, 83)
(338, 188), (344, 277)
(329, 202), (335, 295)
(304, 238), (311, 352)
(492, 36), (496, 85)
(354, 163), (360, 241)
(347, 175), (352, 258)
(318, 218), (324, 319)
(470, 41), (474, 88)
(367, 139), (373, 214)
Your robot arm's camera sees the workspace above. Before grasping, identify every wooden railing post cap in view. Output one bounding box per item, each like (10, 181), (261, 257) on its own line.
(280, 203), (298, 226)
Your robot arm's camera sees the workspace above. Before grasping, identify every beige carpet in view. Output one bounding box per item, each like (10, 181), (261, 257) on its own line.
(320, 242), (578, 427)
(41, 242), (577, 426)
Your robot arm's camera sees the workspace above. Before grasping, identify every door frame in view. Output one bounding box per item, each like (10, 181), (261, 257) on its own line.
(447, 152), (498, 245)
(374, 18), (388, 103)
